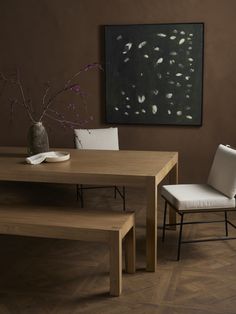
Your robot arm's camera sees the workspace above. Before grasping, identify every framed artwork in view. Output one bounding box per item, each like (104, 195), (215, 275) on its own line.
(105, 23), (204, 125)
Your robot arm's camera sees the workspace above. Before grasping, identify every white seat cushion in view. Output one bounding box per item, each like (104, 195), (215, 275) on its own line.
(162, 184), (235, 212)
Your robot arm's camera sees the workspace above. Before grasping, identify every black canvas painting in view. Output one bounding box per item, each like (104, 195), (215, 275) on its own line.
(105, 23), (204, 125)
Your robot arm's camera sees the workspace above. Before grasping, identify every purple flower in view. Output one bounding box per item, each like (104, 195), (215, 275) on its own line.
(83, 62), (103, 72)
(70, 84), (81, 93)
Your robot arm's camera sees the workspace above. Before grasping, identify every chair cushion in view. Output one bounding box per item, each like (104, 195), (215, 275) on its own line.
(208, 144), (236, 198)
(74, 128), (119, 150)
(161, 184), (235, 212)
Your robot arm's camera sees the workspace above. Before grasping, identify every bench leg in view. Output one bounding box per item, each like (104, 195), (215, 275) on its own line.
(125, 226), (136, 274)
(109, 231), (122, 296)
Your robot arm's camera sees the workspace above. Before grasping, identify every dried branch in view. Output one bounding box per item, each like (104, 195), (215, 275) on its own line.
(9, 98), (17, 123)
(38, 83), (87, 122)
(16, 68), (36, 123)
(65, 62), (103, 88)
(44, 113), (88, 128)
(0, 63), (101, 129)
(0, 70), (36, 123)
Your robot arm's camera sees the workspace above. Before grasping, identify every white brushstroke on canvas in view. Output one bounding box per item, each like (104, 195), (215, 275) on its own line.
(170, 59), (175, 65)
(187, 84), (192, 88)
(185, 76), (190, 80)
(121, 91), (125, 95)
(124, 112), (129, 115)
(114, 107), (119, 111)
(190, 68), (195, 73)
(138, 95), (145, 103)
(132, 84), (136, 88)
(154, 47), (160, 51)
(188, 58), (194, 62)
(173, 29), (178, 33)
(135, 111), (140, 115)
(152, 105), (158, 114)
(144, 54), (149, 58)
(186, 95), (190, 99)
(156, 57), (163, 65)
(168, 110), (171, 115)
(116, 35), (122, 40)
(170, 36), (176, 40)
(170, 51), (177, 56)
(126, 105), (131, 108)
(126, 97), (130, 101)
(168, 80), (175, 85)
(157, 73), (162, 79)
(153, 89), (159, 95)
(178, 63), (184, 68)
(177, 111), (182, 116)
(122, 42), (132, 54)
(124, 58), (130, 63)
(141, 109), (146, 113)
(186, 115), (192, 119)
(180, 31), (185, 35)
(176, 73), (183, 76)
(125, 43), (132, 50)
(166, 93), (173, 99)
(179, 38), (185, 45)
(157, 33), (167, 37)
(138, 41), (147, 49)
(176, 82), (181, 87)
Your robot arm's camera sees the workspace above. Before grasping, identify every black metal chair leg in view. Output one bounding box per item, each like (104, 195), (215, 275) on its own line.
(114, 186), (117, 199)
(162, 201), (167, 242)
(225, 211), (228, 237)
(76, 184), (79, 201)
(76, 184), (84, 208)
(122, 186), (126, 211)
(177, 214), (184, 261)
(80, 184), (84, 208)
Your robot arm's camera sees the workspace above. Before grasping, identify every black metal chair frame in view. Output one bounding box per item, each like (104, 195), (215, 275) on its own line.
(76, 184), (126, 211)
(73, 137), (126, 211)
(162, 198), (236, 261)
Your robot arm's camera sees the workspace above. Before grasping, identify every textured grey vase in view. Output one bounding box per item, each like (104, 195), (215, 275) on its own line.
(27, 122), (49, 156)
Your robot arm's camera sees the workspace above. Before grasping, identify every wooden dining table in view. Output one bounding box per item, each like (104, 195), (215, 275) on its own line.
(0, 146), (178, 272)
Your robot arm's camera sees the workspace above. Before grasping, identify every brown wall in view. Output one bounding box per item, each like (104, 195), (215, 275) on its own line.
(0, 0), (236, 183)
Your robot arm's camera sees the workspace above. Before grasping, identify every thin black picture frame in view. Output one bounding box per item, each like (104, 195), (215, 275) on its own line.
(104, 23), (204, 126)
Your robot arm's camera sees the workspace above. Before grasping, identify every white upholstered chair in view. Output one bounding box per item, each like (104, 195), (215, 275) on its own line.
(74, 127), (126, 210)
(161, 144), (236, 260)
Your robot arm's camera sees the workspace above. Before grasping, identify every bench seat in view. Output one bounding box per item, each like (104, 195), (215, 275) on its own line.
(0, 205), (136, 296)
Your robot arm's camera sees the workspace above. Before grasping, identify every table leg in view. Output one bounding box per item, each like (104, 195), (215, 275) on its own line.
(146, 176), (157, 272)
(168, 163), (178, 227)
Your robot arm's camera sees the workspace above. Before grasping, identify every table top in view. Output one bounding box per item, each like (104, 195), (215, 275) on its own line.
(0, 147), (178, 185)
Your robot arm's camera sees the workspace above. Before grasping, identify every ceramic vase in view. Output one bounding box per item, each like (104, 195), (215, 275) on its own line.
(27, 122), (49, 156)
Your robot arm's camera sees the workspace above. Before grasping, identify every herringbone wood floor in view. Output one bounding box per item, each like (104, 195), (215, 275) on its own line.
(0, 182), (236, 314)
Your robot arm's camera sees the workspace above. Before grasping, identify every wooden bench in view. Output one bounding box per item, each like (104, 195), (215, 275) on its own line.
(0, 205), (135, 296)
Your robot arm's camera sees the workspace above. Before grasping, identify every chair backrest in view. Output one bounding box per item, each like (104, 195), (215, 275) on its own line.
(74, 127), (119, 150)
(207, 144), (236, 198)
